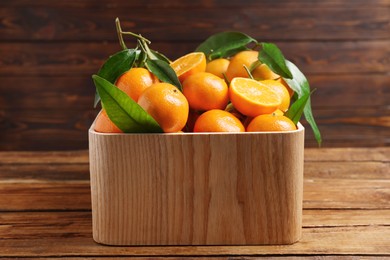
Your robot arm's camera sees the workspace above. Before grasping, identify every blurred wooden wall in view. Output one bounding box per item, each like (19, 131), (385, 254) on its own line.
(0, 0), (389, 150)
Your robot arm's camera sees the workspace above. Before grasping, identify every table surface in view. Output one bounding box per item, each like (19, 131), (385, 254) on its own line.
(0, 147), (389, 258)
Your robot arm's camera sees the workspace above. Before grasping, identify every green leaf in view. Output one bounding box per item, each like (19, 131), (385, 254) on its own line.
(195, 31), (257, 60)
(92, 75), (163, 133)
(146, 59), (182, 91)
(94, 49), (137, 107)
(285, 90), (313, 124)
(259, 43), (293, 79)
(283, 60), (322, 145)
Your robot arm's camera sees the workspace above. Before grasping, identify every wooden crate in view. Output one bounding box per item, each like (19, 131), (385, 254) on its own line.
(89, 123), (304, 245)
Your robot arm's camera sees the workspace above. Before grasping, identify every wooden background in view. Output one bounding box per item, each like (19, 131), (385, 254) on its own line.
(0, 0), (389, 150)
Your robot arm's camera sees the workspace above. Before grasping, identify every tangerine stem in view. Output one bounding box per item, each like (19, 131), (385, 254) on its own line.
(115, 18), (127, 50)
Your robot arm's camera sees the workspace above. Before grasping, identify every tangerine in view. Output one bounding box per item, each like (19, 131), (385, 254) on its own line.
(276, 77), (295, 97)
(206, 58), (230, 79)
(137, 83), (189, 133)
(183, 72), (229, 111)
(194, 109), (245, 132)
(229, 77), (281, 117)
(170, 52), (206, 83)
(94, 109), (122, 133)
(252, 64), (280, 80)
(115, 67), (159, 102)
(259, 79), (291, 112)
(246, 114), (297, 132)
(225, 50), (258, 81)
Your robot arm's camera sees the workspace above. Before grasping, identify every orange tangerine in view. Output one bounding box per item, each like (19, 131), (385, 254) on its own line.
(115, 67), (159, 102)
(252, 64), (280, 80)
(183, 72), (229, 111)
(94, 109), (122, 133)
(229, 77), (281, 117)
(276, 77), (295, 97)
(247, 114), (297, 132)
(225, 50), (258, 81)
(137, 83), (189, 133)
(170, 52), (206, 83)
(206, 58), (230, 79)
(259, 79), (291, 112)
(194, 109), (245, 132)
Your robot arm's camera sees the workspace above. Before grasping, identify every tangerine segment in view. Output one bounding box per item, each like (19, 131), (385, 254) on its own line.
(194, 109), (245, 132)
(247, 114), (296, 132)
(183, 72), (229, 111)
(170, 52), (206, 83)
(229, 77), (281, 117)
(94, 109), (123, 133)
(138, 83), (189, 133)
(116, 67), (159, 102)
(259, 79), (291, 112)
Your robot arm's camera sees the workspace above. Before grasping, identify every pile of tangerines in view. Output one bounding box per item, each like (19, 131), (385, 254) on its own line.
(95, 49), (297, 134)
(94, 23), (297, 133)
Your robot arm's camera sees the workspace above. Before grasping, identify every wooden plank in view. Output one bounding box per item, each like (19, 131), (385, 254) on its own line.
(0, 150), (89, 164)
(1, 41), (389, 77)
(1, 75), (389, 110)
(304, 161), (390, 179)
(304, 178), (390, 209)
(0, 164), (90, 181)
(0, 226), (389, 256)
(304, 147), (390, 162)
(1, 0), (390, 8)
(0, 6), (388, 41)
(303, 209), (390, 227)
(1, 210), (389, 240)
(0, 182), (91, 211)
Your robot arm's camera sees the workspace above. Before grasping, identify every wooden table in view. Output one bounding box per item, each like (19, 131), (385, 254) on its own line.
(0, 147), (389, 258)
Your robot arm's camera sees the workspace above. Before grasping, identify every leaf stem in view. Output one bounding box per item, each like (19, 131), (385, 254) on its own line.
(115, 18), (127, 50)
(138, 39), (157, 60)
(243, 65), (254, 79)
(121, 32), (151, 45)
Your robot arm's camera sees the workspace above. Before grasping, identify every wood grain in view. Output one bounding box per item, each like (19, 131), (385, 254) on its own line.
(1, 0), (389, 150)
(0, 148), (388, 257)
(89, 127), (305, 245)
(0, 227), (389, 257)
(2, 0), (390, 8)
(0, 5), (389, 41)
(1, 41), (388, 76)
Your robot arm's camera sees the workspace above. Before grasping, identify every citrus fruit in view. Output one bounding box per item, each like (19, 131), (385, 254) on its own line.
(193, 109), (245, 132)
(229, 77), (281, 117)
(259, 79), (291, 112)
(206, 58), (230, 79)
(183, 72), (229, 111)
(225, 50), (258, 81)
(115, 67), (159, 102)
(137, 83), (189, 133)
(246, 114), (297, 132)
(276, 77), (294, 97)
(94, 109), (122, 133)
(170, 52), (206, 83)
(252, 63), (280, 80)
